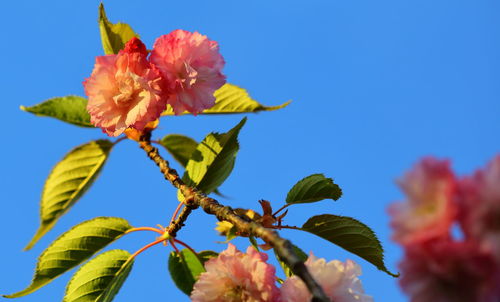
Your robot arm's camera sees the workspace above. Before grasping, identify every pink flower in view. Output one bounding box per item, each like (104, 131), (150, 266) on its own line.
(84, 38), (168, 136)
(388, 157), (456, 245)
(399, 240), (497, 302)
(190, 244), (280, 302)
(150, 29), (226, 115)
(280, 254), (373, 302)
(457, 155), (500, 260)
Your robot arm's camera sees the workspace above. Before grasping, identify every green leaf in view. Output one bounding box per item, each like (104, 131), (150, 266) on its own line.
(182, 118), (246, 194)
(168, 249), (206, 296)
(286, 174), (342, 204)
(301, 214), (397, 277)
(162, 84), (290, 116)
(25, 140), (113, 250)
(160, 135), (230, 198)
(197, 250), (218, 264)
(4, 217), (131, 298)
(98, 3), (139, 55)
(20, 96), (93, 128)
(63, 249), (133, 302)
(159, 134), (198, 167)
(248, 236), (260, 251)
(274, 244), (308, 277)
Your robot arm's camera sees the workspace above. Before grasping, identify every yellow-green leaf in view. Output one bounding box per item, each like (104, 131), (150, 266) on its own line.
(301, 214), (398, 277)
(98, 3), (139, 55)
(159, 134), (198, 167)
(162, 84), (290, 116)
(20, 96), (93, 128)
(160, 135), (229, 198)
(25, 140), (113, 250)
(182, 118), (246, 194)
(4, 217), (132, 298)
(63, 250), (133, 302)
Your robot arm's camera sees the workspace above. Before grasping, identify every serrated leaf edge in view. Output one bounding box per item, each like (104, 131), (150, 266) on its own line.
(25, 140), (113, 250)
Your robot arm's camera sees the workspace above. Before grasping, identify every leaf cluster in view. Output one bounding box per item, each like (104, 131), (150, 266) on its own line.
(6, 4), (396, 302)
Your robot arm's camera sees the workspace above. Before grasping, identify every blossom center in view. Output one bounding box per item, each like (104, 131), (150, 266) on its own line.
(113, 71), (142, 107)
(225, 285), (252, 302)
(178, 61), (198, 89)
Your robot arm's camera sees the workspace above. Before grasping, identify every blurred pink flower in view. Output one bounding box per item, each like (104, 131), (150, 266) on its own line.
(84, 38), (167, 136)
(190, 244), (280, 302)
(399, 240), (497, 302)
(457, 155), (500, 260)
(388, 157), (456, 245)
(280, 254), (373, 302)
(150, 29), (226, 115)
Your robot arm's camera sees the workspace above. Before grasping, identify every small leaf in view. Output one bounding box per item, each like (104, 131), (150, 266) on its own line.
(159, 134), (198, 167)
(63, 249), (133, 302)
(20, 96), (93, 128)
(162, 84), (290, 116)
(248, 236), (260, 251)
(182, 118), (246, 194)
(301, 214), (397, 277)
(4, 217), (131, 298)
(286, 174), (342, 204)
(98, 3), (139, 55)
(274, 244), (308, 277)
(197, 250), (218, 264)
(25, 140), (113, 250)
(168, 249), (205, 296)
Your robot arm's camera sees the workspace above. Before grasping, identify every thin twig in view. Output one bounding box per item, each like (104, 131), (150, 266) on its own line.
(272, 225), (302, 231)
(167, 203), (197, 238)
(138, 133), (330, 302)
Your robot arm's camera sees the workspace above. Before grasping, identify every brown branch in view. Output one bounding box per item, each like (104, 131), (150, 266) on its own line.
(167, 203), (197, 238)
(138, 132), (330, 302)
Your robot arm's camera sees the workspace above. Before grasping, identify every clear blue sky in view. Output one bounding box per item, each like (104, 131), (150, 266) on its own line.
(1, 1), (499, 301)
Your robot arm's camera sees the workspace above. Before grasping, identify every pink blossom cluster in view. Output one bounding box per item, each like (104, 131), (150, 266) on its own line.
(84, 30), (225, 136)
(190, 243), (372, 302)
(388, 156), (500, 302)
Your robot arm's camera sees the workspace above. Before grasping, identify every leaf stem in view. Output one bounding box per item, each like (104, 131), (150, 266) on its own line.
(138, 133), (331, 302)
(272, 225), (301, 231)
(169, 238), (180, 254)
(170, 202), (184, 224)
(173, 238), (197, 256)
(113, 136), (127, 145)
(129, 237), (166, 260)
(125, 227), (164, 235)
(272, 204), (291, 217)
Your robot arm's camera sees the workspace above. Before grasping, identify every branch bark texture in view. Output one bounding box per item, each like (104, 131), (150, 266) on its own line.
(139, 132), (330, 302)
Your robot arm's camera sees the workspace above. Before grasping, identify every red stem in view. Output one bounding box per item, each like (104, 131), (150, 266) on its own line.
(169, 238), (180, 254)
(272, 204), (290, 217)
(170, 202), (184, 224)
(173, 238), (197, 255)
